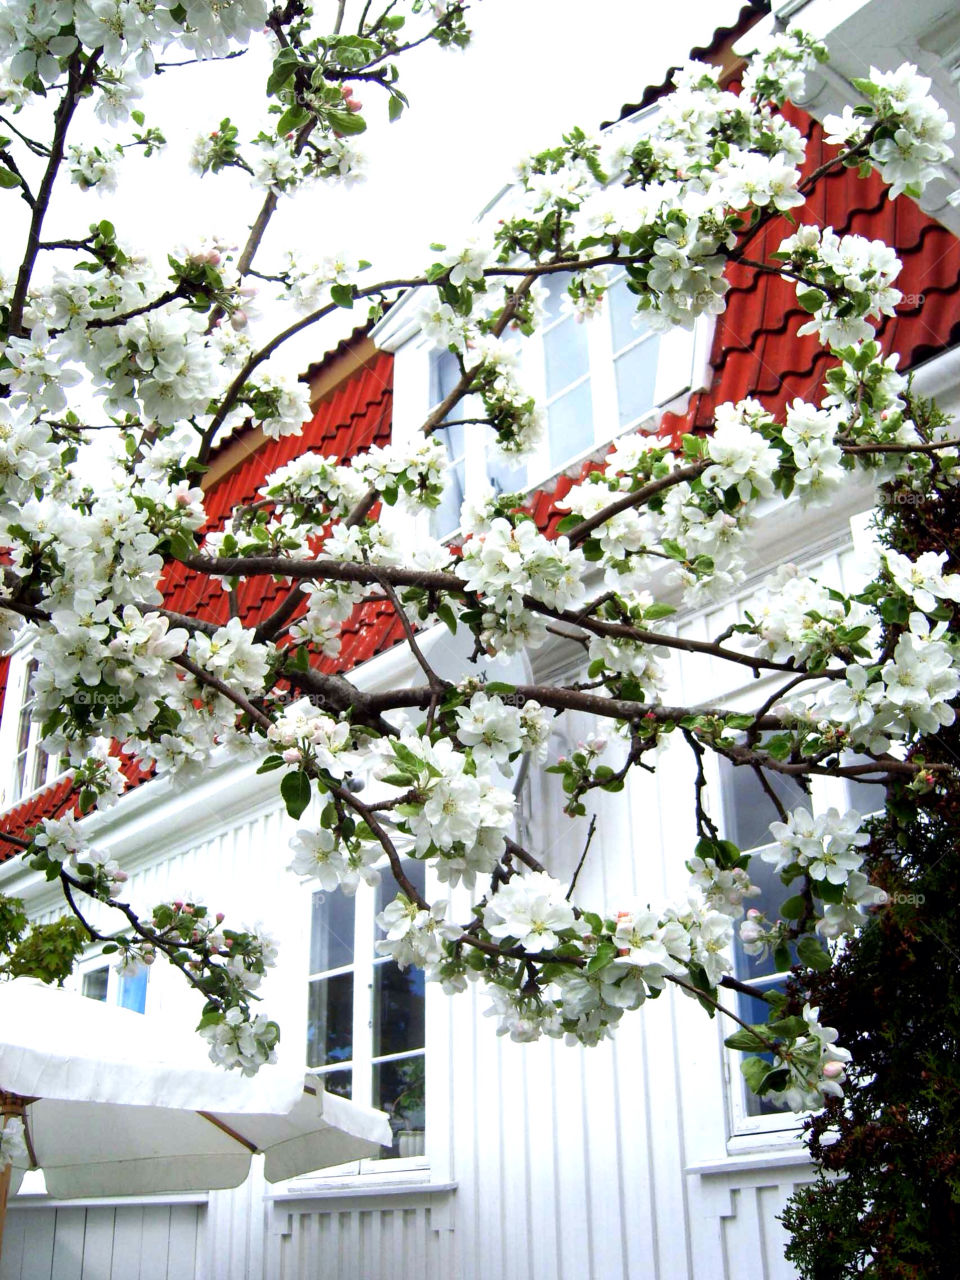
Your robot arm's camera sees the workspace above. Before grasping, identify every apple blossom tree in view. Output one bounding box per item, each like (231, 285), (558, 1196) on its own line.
(0, 0), (957, 1133)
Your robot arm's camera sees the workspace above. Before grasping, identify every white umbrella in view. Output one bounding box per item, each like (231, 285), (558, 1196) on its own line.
(0, 979), (391, 1255)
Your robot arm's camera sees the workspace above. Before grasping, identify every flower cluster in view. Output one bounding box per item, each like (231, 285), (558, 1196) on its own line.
(454, 690), (548, 774)
(764, 807), (871, 884)
(375, 732), (515, 887)
(456, 517), (585, 654)
(780, 224), (902, 349)
(376, 895), (462, 968)
(28, 814), (128, 899)
(199, 1007), (280, 1076)
(824, 63), (955, 199)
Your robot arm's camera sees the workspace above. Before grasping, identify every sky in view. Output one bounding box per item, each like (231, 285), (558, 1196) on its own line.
(8, 0), (746, 376)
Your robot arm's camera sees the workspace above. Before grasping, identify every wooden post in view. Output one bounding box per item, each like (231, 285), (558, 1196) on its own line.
(0, 1093), (27, 1267)
(0, 1121), (11, 1265)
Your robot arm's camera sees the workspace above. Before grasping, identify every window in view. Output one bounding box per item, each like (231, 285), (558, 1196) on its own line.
(429, 349), (526, 540)
(3, 655), (62, 810)
(306, 859), (426, 1159)
(422, 268), (681, 539)
(542, 273), (595, 467)
(608, 274), (660, 431)
(81, 960), (149, 1013)
(719, 750), (887, 1135)
(719, 755), (808, 1130)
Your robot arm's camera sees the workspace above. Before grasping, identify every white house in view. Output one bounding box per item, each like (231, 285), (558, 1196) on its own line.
(2, 1), (960, 1276)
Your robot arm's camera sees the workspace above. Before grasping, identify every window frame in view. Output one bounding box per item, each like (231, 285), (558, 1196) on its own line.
(303, 864), (429, 1177)
(73, 949), (151, 1015)
(714, 751), (886, 1142)
(412, 282), (706, 544)
(0, 642), (65, 813)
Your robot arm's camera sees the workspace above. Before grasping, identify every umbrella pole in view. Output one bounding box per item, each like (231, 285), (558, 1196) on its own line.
(0, 1159), (9, 1263)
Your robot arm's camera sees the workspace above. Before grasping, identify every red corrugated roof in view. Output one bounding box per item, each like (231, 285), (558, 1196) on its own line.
(4, 105), (960, 851)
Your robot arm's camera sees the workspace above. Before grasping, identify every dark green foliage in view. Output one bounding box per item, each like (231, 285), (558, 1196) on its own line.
(0, 890), (89, 985)
(782, 434), (960, 1277)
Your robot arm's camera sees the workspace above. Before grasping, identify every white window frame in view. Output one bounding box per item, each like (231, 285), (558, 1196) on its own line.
(711, 721), (888, 1144)
(399, 279), (708, 547)
(0, 641), (65, 814)
(303, 866), (429, 1178)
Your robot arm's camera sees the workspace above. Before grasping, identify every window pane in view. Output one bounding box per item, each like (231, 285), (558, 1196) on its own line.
(609, 276), (651, 353)
(845, 757), (887, 818)
(13, 751), (29, 802)
(720, 758), (807, 852)
(548, 381), (594, 469)
(484, 427), (526, 495)
(374, 963), (425, 1058)
(430, 349), (461, 405)
(30, 746), (50, 794)
(306, 972), (354, 1069)
(82, 967), (109, 1002)
(732, 853), (796, 980)
(317, 1067), (352, 1100)
(430, 458), (466, 539)
(117, 966), (148, 1014)
(544, 316), (589, 399)
(543, 271), (572, 322)
(374, 1055), (425, 1156)
(736, 985), (785, 1117)
(614, 338), (659, 428)
(310, 889), (354, 974)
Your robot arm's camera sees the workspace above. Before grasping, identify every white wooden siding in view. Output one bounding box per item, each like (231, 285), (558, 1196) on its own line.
(0, 1203), (204, 1280)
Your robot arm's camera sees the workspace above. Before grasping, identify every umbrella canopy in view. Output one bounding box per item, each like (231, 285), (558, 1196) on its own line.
(0, 978), (390, 1202)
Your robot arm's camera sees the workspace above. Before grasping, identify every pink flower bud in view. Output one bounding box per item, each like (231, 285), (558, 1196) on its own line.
(346, 99), (363, 113)
(230, 309), (248, 331)
(205, 250), (221, 266)
(113, 870), (128, 882)
(822, 1061), (844, 1079)
(216, 912), (225, 923)
(173, 900), (183, 911)
(746, 908), (762, 919)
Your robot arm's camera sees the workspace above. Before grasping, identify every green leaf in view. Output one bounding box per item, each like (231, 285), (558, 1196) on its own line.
(741, 1054), (779, 1095)
(277, 105), (310, 136)
(0, 167), (21, 189)
(435, 602), (457, 634)
(724, 1026), (768, 1051)
(773, 942), (793, 973)
(325, 108), (367, 136)
(797, 936), (832, 972)
(767, 1015), (808, 1039)
(131, 109), (145, 126)
(779, 894), (808, 920)
(281, 770), (312, 820)
(643, 602), (676, 620)
(330, 283), (355, 309)
(585, 941), (618, 974)
(797, 288), (826, 314)
(388, 94), (404, 122)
